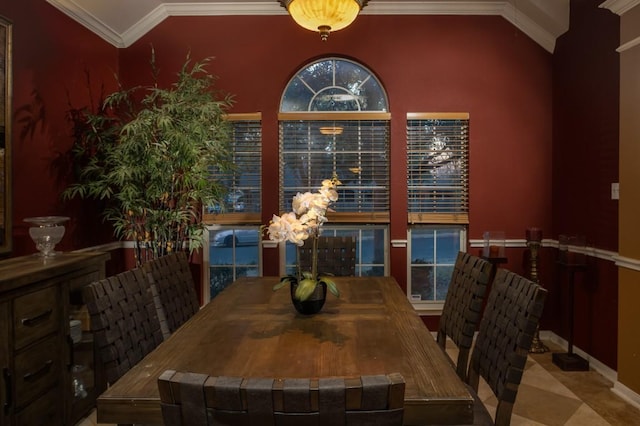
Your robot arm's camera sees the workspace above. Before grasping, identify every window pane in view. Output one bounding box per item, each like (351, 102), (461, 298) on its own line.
(362, 265), (385, 277)
(360, 228), (385, 264)
(208, 118), (261, 214)
(436, 228), (461, 263)
(411, 265), (434, 301)
(209, 227), (261, 299)
(210, 267), (234, 299)
(284, 225), (387, 277)
(409, 226), (464, 303)
(407, 116), (469, 215)
(281, 58), (388, 113)
(280, 120), (389, 213)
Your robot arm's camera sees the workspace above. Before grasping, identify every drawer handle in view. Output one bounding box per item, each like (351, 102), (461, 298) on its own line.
(20, 309), (53, 327)
(3, 368), (11, 414)
(23, 360), (53, 383)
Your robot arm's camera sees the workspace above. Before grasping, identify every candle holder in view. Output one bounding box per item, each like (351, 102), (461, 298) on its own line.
(553, 234), (589, 371)
(526, 228), (548, 353)
(482, 231), (506, 258)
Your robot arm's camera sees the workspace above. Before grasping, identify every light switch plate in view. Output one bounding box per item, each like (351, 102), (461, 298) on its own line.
(611, 182), (619, 200)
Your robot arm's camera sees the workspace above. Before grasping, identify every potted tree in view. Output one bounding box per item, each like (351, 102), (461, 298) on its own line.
(64, 50), (235, 265)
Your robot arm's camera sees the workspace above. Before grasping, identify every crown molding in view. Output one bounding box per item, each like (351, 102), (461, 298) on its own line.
(120, 5), (171, 49)
(617, 35), (640, 52)
(46, 0), (567, 52)
(46, 0), (127, 48)
(163, 2), (286, 16)
(599, 0), (640, 15)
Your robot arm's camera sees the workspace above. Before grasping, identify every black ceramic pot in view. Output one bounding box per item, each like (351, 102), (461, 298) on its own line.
(290, 278), (327, 315)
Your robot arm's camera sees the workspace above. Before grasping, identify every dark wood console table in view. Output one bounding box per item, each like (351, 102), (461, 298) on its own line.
(0, 251), (110, 425)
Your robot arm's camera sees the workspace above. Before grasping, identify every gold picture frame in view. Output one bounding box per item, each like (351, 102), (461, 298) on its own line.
(0, 15), (12, 255)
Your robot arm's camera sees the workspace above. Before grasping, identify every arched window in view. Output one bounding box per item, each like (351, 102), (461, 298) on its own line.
(279, 58), (390, 217)
(281, 58), (388, 112)
(279, 58), (390, 276)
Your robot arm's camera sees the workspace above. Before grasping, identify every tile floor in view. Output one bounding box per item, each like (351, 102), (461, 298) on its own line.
(76, 339), (640, 426)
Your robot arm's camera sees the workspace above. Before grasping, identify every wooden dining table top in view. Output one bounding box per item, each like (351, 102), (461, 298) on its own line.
(96, 276), (473, 425)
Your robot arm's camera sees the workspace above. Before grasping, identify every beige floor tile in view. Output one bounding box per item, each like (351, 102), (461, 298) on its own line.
(564, 403), (613, 426)
(75, 339), (639, 426)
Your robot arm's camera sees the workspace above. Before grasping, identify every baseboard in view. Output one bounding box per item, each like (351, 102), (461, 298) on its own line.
(541, 331), (618, 382)
(612, 381), (640, 410)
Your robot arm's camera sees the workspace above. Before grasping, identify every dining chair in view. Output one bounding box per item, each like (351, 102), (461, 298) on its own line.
(83, 267), (163, 385)
(458, 268), (548, 426)
(158, 370), (405, 426)
(298, 235), (357, 276)
(436, 251), (493, 380)
(143, 251), (201, 339)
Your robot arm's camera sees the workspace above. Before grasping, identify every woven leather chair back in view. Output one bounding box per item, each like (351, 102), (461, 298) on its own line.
(158, 370), (405, 426)
(83, 268), (163, 385)
(298, 236), (357, 277)
(437, 251), (493, 380)
(468, 268), (547, 426)
(143, 251), (200, 338)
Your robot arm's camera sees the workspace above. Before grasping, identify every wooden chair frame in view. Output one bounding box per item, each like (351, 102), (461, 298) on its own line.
(143, 251), (201, 339)
(83, 268), (163, 385)
(467, 268), (548, 425)
(298, 235), (357, 277)
(437, 251), (493, 380)
(158, 370), (405, 426)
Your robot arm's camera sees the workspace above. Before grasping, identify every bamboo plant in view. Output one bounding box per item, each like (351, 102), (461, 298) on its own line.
(63, 50), (235, 265)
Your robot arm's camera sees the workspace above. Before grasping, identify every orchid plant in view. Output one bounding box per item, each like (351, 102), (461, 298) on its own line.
(265, 176), (342, 301)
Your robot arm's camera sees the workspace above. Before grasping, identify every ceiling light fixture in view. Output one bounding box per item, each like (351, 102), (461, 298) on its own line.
(279, 0), (369, 41)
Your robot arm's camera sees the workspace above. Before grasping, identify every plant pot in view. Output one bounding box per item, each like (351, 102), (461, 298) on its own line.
(290, 278), (327, 315)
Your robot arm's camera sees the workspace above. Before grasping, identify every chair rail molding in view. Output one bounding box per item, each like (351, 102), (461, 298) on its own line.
(612, 255), (640, 272)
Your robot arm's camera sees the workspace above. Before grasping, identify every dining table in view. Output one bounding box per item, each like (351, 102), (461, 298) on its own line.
(96, 276), (474, 425)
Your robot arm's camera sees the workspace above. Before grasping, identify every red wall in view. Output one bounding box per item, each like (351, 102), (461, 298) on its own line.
(0, 0), (119, 258)
(550, 0), (619, 368)
(119, 14), (553, 282)
(2, 2), (620, 369)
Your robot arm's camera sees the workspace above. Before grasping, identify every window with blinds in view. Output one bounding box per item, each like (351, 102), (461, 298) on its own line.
(406, 113), (469, 307)
(204, 113), (261, 224)
(406, 113), (469, 224)
(279, 113), (390, 220)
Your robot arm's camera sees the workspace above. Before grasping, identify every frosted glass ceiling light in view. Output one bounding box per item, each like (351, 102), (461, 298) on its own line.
(279, 0), (369, 41)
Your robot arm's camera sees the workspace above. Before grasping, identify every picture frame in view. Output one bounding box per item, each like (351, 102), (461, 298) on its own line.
(0, 15), (12, 255)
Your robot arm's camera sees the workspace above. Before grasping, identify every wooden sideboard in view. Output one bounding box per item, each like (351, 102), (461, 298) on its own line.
(0, 251), (110, 426)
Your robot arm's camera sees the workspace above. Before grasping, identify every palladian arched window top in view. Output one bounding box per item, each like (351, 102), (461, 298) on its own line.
(280, 58), (388, 112)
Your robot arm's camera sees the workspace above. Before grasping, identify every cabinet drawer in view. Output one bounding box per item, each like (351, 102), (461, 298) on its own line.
(15, 385), (63, 426)
(13, 285), (60, 350)
(14, 334), (62, 410)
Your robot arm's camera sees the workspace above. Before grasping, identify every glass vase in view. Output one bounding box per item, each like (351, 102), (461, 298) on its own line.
(24, 216), (69, 257)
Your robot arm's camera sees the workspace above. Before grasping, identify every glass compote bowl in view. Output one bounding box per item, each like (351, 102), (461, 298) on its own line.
(23, 216), (70, 257)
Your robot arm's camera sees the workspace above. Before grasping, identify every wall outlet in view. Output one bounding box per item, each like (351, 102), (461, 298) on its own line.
(611, 182), (619, 200)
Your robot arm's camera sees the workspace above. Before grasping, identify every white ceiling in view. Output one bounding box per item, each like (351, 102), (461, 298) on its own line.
(46, 0), (570, 52)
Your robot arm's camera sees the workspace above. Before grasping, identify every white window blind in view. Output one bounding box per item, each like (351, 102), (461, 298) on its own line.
(407, 113), (469, 224)
(279, 113), (390, 220)
(204, 113), (261, 224)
